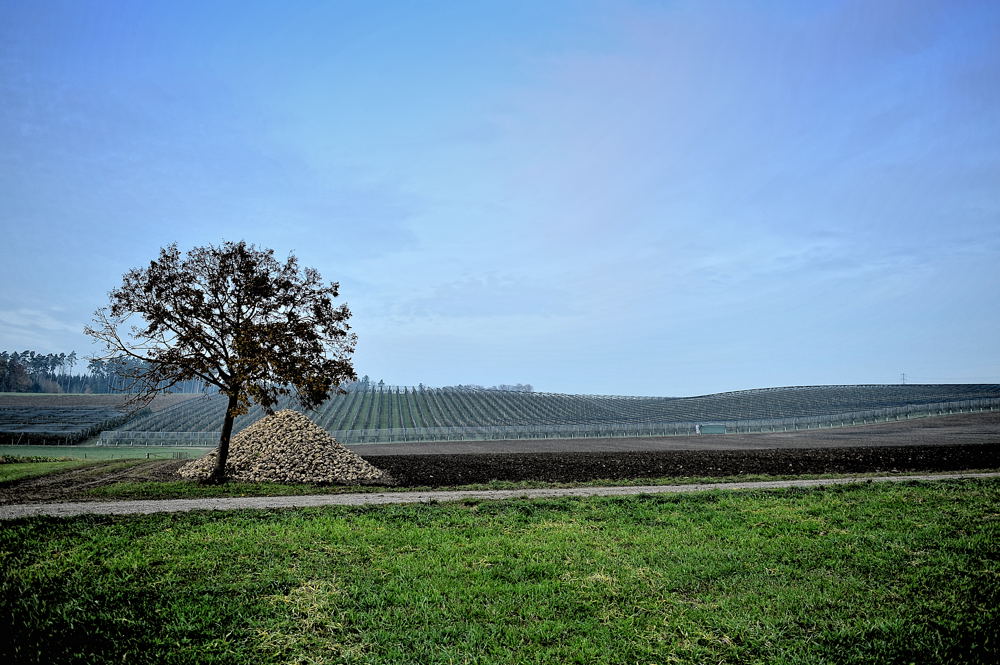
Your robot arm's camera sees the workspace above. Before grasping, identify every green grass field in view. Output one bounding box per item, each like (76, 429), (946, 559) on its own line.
(0, 460), (96, 484)
(0, 444), (207, 460)
(2, 479), (997, 664)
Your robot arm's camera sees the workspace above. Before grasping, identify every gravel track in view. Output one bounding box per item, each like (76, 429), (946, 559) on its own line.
(2, 472), (997, 519)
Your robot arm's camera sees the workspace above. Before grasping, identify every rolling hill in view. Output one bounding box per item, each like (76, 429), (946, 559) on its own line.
(100, 383), (1000, 445)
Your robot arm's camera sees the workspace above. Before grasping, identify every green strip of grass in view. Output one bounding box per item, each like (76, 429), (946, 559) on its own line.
(0, 458), (146, 489)
(3, 479), (997, 664)
(82, 467), (1000, 501)
(0, 445), (206, 460)
(0, 455), (75, 464)
(0, 460), (97, 484)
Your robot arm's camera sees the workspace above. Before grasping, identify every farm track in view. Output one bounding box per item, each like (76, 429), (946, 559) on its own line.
(3, 472), (998, 519)
(0, 459), (182, 504)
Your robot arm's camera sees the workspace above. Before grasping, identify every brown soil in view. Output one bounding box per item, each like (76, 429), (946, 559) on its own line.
(350, 411), (1000, 455)
(1, 411), (997, 504)
(371, 443), (998, 487)
(0, 459), (186, 504)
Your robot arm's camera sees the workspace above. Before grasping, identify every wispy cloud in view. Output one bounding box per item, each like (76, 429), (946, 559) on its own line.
(0, 308), (84, 352)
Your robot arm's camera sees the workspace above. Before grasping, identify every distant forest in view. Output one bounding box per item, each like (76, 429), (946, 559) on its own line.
(0, 350), (210, 394)
(357, 376), (533, 393)
(1, 352), (533, 395)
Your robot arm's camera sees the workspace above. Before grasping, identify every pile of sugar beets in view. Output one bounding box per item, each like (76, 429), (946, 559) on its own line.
(179, 410), (392, 485)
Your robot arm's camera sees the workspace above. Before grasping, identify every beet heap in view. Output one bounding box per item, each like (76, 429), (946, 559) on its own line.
(178, 409), (391, 485)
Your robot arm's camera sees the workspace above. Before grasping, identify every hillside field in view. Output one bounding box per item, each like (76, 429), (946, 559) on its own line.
(106, 383), (1000, 445)
(2, 385), (997, 447)
(0, 394), (200, 445)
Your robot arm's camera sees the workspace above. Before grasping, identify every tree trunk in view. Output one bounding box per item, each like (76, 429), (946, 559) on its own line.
(208, 392), (239, 484)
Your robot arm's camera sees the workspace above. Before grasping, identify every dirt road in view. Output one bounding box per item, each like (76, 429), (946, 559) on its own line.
(2, 472), (996, 520)
(0, 459), (185, 505)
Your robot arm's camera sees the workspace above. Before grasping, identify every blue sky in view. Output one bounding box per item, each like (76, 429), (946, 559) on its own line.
(1, 0), (998, 396)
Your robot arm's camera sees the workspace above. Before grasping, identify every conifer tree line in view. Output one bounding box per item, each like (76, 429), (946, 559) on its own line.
(0, 350), (212, 394)
(355, 375), (533, 393)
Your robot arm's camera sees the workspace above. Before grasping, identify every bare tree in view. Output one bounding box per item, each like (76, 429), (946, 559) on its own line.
(85, 241), (357, 483)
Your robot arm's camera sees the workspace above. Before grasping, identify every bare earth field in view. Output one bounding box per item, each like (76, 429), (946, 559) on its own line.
(351, 410), (1000, 454)
(357, 412), (1000, 486)
(1, 411), (996, 504)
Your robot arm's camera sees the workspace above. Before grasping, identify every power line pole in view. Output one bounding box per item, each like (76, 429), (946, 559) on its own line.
(901, 372), (907, 385)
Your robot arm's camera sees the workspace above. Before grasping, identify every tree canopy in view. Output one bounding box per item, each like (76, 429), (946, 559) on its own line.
(85, 241), (357, 481)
